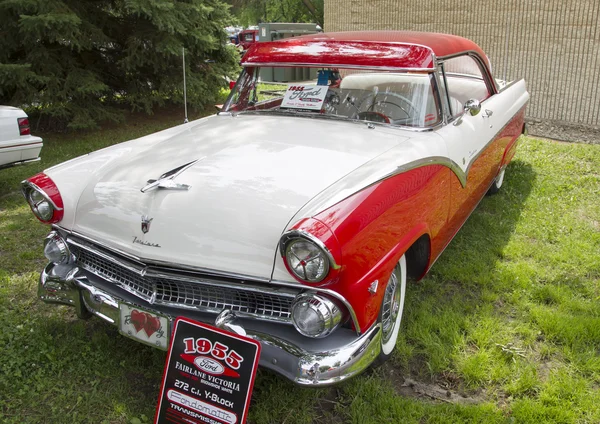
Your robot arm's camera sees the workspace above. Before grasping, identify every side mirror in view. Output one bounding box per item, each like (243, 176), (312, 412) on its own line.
(229, 80), (236, 90)
(464, 99), (481, 116)
(453, 98), (481, 126)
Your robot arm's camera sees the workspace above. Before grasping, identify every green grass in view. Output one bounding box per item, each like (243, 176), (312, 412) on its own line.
(0, 115), (599, 423)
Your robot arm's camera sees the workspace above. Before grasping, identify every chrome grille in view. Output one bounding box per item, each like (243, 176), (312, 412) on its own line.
(69, 242), (297, 322)
(75, 246), (154, 299)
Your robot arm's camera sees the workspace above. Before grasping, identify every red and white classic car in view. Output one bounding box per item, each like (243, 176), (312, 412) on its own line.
(23, 31), (528, 386)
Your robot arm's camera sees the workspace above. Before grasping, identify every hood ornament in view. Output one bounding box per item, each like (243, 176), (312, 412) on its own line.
(141, 158), (204, 193)
(141, 215), (153, 234)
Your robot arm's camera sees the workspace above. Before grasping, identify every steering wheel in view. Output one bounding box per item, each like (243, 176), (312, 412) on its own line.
(356, 111), (390, 124)
(356, 92), (418, 123)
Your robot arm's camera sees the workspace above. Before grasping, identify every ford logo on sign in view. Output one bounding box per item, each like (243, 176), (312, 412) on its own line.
(194, 356), (225, 375)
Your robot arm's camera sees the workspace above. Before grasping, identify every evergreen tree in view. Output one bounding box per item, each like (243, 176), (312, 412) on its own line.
(229, 0), (323, 28)
(0, 0), (239, 129)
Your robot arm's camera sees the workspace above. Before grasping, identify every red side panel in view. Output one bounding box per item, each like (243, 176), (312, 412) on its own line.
(435, 107), (527, 261)
(501, 108), (526, 167)
(314, 165), (451, 333)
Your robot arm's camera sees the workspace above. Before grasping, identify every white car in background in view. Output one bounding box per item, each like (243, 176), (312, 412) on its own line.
(0, 106), (43, 170)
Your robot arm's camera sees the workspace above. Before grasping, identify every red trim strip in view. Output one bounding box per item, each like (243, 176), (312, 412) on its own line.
(0, 141), (42, 150)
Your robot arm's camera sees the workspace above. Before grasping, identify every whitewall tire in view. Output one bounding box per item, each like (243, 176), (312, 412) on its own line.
(377, 254), (407, 361)
(487, 167), (506, 195)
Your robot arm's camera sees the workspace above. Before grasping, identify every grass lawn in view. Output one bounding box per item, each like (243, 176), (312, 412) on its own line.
(0, 110), (599, 423)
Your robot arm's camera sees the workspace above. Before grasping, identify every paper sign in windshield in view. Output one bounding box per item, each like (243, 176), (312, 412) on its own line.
(281, 85), (328, 110)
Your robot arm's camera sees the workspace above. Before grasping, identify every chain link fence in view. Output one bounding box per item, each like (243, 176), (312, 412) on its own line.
(325, 0), (600, 143)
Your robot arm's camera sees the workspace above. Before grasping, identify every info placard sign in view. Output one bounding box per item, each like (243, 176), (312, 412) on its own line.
(155, 317), (261, 424)
(281, 84), (329, 110)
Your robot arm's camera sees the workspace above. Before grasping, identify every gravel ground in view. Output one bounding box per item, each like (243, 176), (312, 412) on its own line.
(527, 119), (600, 144)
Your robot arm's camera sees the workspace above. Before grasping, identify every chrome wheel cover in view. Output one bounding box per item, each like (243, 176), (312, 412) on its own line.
(381, 271), (401, 343)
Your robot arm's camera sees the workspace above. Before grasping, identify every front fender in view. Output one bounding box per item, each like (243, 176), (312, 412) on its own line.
(313, 164), (451, 333)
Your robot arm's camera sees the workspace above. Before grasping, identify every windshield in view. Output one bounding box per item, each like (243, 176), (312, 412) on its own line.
(223, 67), (442, 128)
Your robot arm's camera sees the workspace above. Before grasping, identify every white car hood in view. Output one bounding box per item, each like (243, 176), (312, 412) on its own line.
(67, 114), (407, 279)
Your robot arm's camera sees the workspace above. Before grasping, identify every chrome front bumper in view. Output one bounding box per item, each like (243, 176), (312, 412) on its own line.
(39, 262), (381, 386)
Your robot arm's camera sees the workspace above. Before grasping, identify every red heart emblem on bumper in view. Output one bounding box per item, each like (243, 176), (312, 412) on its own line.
(130, 310), (147, 333)
(144, 314), (161, 337)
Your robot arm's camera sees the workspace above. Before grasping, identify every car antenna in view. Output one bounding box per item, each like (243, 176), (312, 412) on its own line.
(182, 47), (189, 124)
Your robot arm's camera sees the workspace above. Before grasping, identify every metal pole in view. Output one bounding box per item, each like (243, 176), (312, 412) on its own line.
(182, 47), (188, 123)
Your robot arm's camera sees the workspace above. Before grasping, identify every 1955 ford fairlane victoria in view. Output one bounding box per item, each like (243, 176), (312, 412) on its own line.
(23, 31), (528, 386)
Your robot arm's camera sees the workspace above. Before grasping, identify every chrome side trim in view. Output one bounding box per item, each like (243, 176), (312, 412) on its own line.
(385, 156), (466, 187)
(319, 102), (529, 208)
(296, 102), (528, 219)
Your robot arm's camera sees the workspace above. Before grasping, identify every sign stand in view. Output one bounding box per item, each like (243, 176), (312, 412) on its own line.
(155, 317), (261, 424)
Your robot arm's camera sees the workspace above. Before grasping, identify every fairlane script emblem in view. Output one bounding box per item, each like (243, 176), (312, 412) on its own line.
(141, 215), (153, 234)
(132, 237), (161, 248)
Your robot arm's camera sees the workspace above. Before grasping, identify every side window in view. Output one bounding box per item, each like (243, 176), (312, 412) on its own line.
(442, 55), (491, 117)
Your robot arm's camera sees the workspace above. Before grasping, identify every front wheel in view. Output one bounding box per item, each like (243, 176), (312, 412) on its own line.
(374, 255), (407, 365)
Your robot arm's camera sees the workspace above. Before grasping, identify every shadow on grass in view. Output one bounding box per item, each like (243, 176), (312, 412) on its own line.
(386, 158), (537, 383)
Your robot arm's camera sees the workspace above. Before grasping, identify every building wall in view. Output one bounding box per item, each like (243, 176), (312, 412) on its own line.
(325, 0), (600, 142)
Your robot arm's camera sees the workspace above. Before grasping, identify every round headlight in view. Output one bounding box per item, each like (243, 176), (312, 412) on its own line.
(44, 231), (70, 264)
(25, 186), (55, 221)
(291, 293), (342, 338)
(285, 239), (330, 283)
(21, 174), (64, 224)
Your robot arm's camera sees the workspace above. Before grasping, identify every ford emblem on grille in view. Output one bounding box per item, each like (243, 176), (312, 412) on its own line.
(141, 215), (153, 234)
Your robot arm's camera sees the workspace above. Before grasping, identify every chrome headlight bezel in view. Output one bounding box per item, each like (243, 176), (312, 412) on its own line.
(291, 292), (342, 338)
(279, 230), (339, 283)
(21, 177), (64, 224)
(43, 231), (71, 264)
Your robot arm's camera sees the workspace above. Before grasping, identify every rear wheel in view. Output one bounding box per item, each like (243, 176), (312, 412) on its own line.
(487, 167), (506, 195)
(374, 255), (407, 365)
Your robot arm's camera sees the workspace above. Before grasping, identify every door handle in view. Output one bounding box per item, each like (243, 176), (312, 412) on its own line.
(482, 109), (493, 118)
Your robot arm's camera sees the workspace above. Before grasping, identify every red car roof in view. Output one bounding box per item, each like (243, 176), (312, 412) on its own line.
(242, 31), (489, 70)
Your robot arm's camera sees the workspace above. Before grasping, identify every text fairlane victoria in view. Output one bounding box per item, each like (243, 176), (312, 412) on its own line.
(155, 317), (260, 424)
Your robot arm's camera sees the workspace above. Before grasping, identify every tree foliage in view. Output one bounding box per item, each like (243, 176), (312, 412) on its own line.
(0, 0), (239, 129)
(230, 0), (323, 28)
